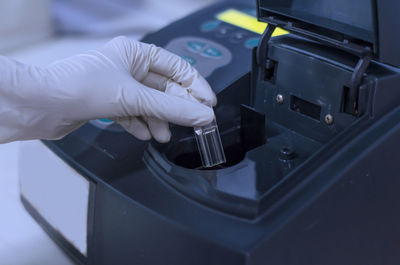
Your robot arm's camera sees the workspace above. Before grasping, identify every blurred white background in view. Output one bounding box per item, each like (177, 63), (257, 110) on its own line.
(0, 0), (220, 264)
(0, 0), (52, 52)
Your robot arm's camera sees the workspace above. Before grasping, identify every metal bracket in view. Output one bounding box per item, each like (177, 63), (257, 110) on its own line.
(348, 55), (372, 115)
(256, 24), (277, 67)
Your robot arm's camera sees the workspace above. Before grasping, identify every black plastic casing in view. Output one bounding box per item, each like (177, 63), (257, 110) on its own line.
(22, 1), (400, 265)
(257, 0), (400, 67)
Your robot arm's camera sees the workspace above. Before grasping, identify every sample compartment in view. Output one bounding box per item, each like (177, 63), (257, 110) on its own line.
(146, 112), (321, 218)
(145, 103), (323, 218)
(166, 105), (265, 170)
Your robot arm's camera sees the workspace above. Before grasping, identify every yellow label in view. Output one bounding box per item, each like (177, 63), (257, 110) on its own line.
(216, 9), (288, 36)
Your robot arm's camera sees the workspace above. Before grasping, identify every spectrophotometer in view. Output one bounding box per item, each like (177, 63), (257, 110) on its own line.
(20, 0), (400, 264)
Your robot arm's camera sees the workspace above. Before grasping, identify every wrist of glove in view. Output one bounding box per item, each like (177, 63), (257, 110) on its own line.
(0, 36), (216, 144)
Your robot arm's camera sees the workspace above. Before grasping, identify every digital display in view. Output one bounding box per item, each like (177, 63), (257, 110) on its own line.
(217, 9), (288, 36)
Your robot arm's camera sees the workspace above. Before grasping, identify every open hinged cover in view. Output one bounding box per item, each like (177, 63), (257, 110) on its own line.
(257, 0), (400, 67)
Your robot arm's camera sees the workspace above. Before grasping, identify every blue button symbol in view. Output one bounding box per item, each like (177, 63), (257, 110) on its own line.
(200, 20), (221, 32)
(187, 41), (206, 53)
(245, 37), (260, 49)
(182, 55), (196, 66)
(99, 118), (113, 123)
(201, 47), (222, 58)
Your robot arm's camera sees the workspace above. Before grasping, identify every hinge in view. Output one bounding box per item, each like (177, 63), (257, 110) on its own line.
(346, 55), (372, 115)
(256, 24), (277, 68)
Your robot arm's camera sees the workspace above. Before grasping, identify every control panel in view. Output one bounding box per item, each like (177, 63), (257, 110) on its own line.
(165, 37), (232, 78)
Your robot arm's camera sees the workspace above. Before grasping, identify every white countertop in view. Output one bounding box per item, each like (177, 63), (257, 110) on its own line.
(0, 142), (73, 265)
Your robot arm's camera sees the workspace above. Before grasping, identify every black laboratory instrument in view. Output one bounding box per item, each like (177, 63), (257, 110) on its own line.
(21, 1), (400, 264)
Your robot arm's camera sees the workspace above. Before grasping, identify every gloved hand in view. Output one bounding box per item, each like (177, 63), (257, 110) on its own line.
(0, 36), (216, 144)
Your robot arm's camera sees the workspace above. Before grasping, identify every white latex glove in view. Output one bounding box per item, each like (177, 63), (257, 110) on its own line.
(0, 36), (217, 144)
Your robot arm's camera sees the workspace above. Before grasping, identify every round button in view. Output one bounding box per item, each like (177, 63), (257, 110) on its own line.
(182, 55), (196, 65)
(215, 26), (233, 38)
(200, 20), (221, 32)
(186, 41), (206, 53)
(201, 47), (222, 58)
(230, 31), (247, 43)
(245, 37), (260, 49)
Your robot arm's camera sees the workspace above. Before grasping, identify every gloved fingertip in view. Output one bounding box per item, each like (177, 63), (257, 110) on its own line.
(117, 118), (152, 141)
(192, 105), (215, 127)
(147, 117), (172, 143)
(212, 94), (218, 107)
(206, 95), (218, 107)
(154, 131), (171, 143)
(124, 126), (152, 141)
(133, 130), (152, 141)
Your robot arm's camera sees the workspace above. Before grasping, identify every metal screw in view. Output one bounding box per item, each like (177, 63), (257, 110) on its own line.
(279, 147), (295, 161)
(325, 114), (334, 125)
(276, 94), (284, 104)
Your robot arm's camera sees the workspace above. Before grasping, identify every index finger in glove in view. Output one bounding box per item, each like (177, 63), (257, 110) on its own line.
(139, 43), (217, 106)
(119, 82), (215, 127)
